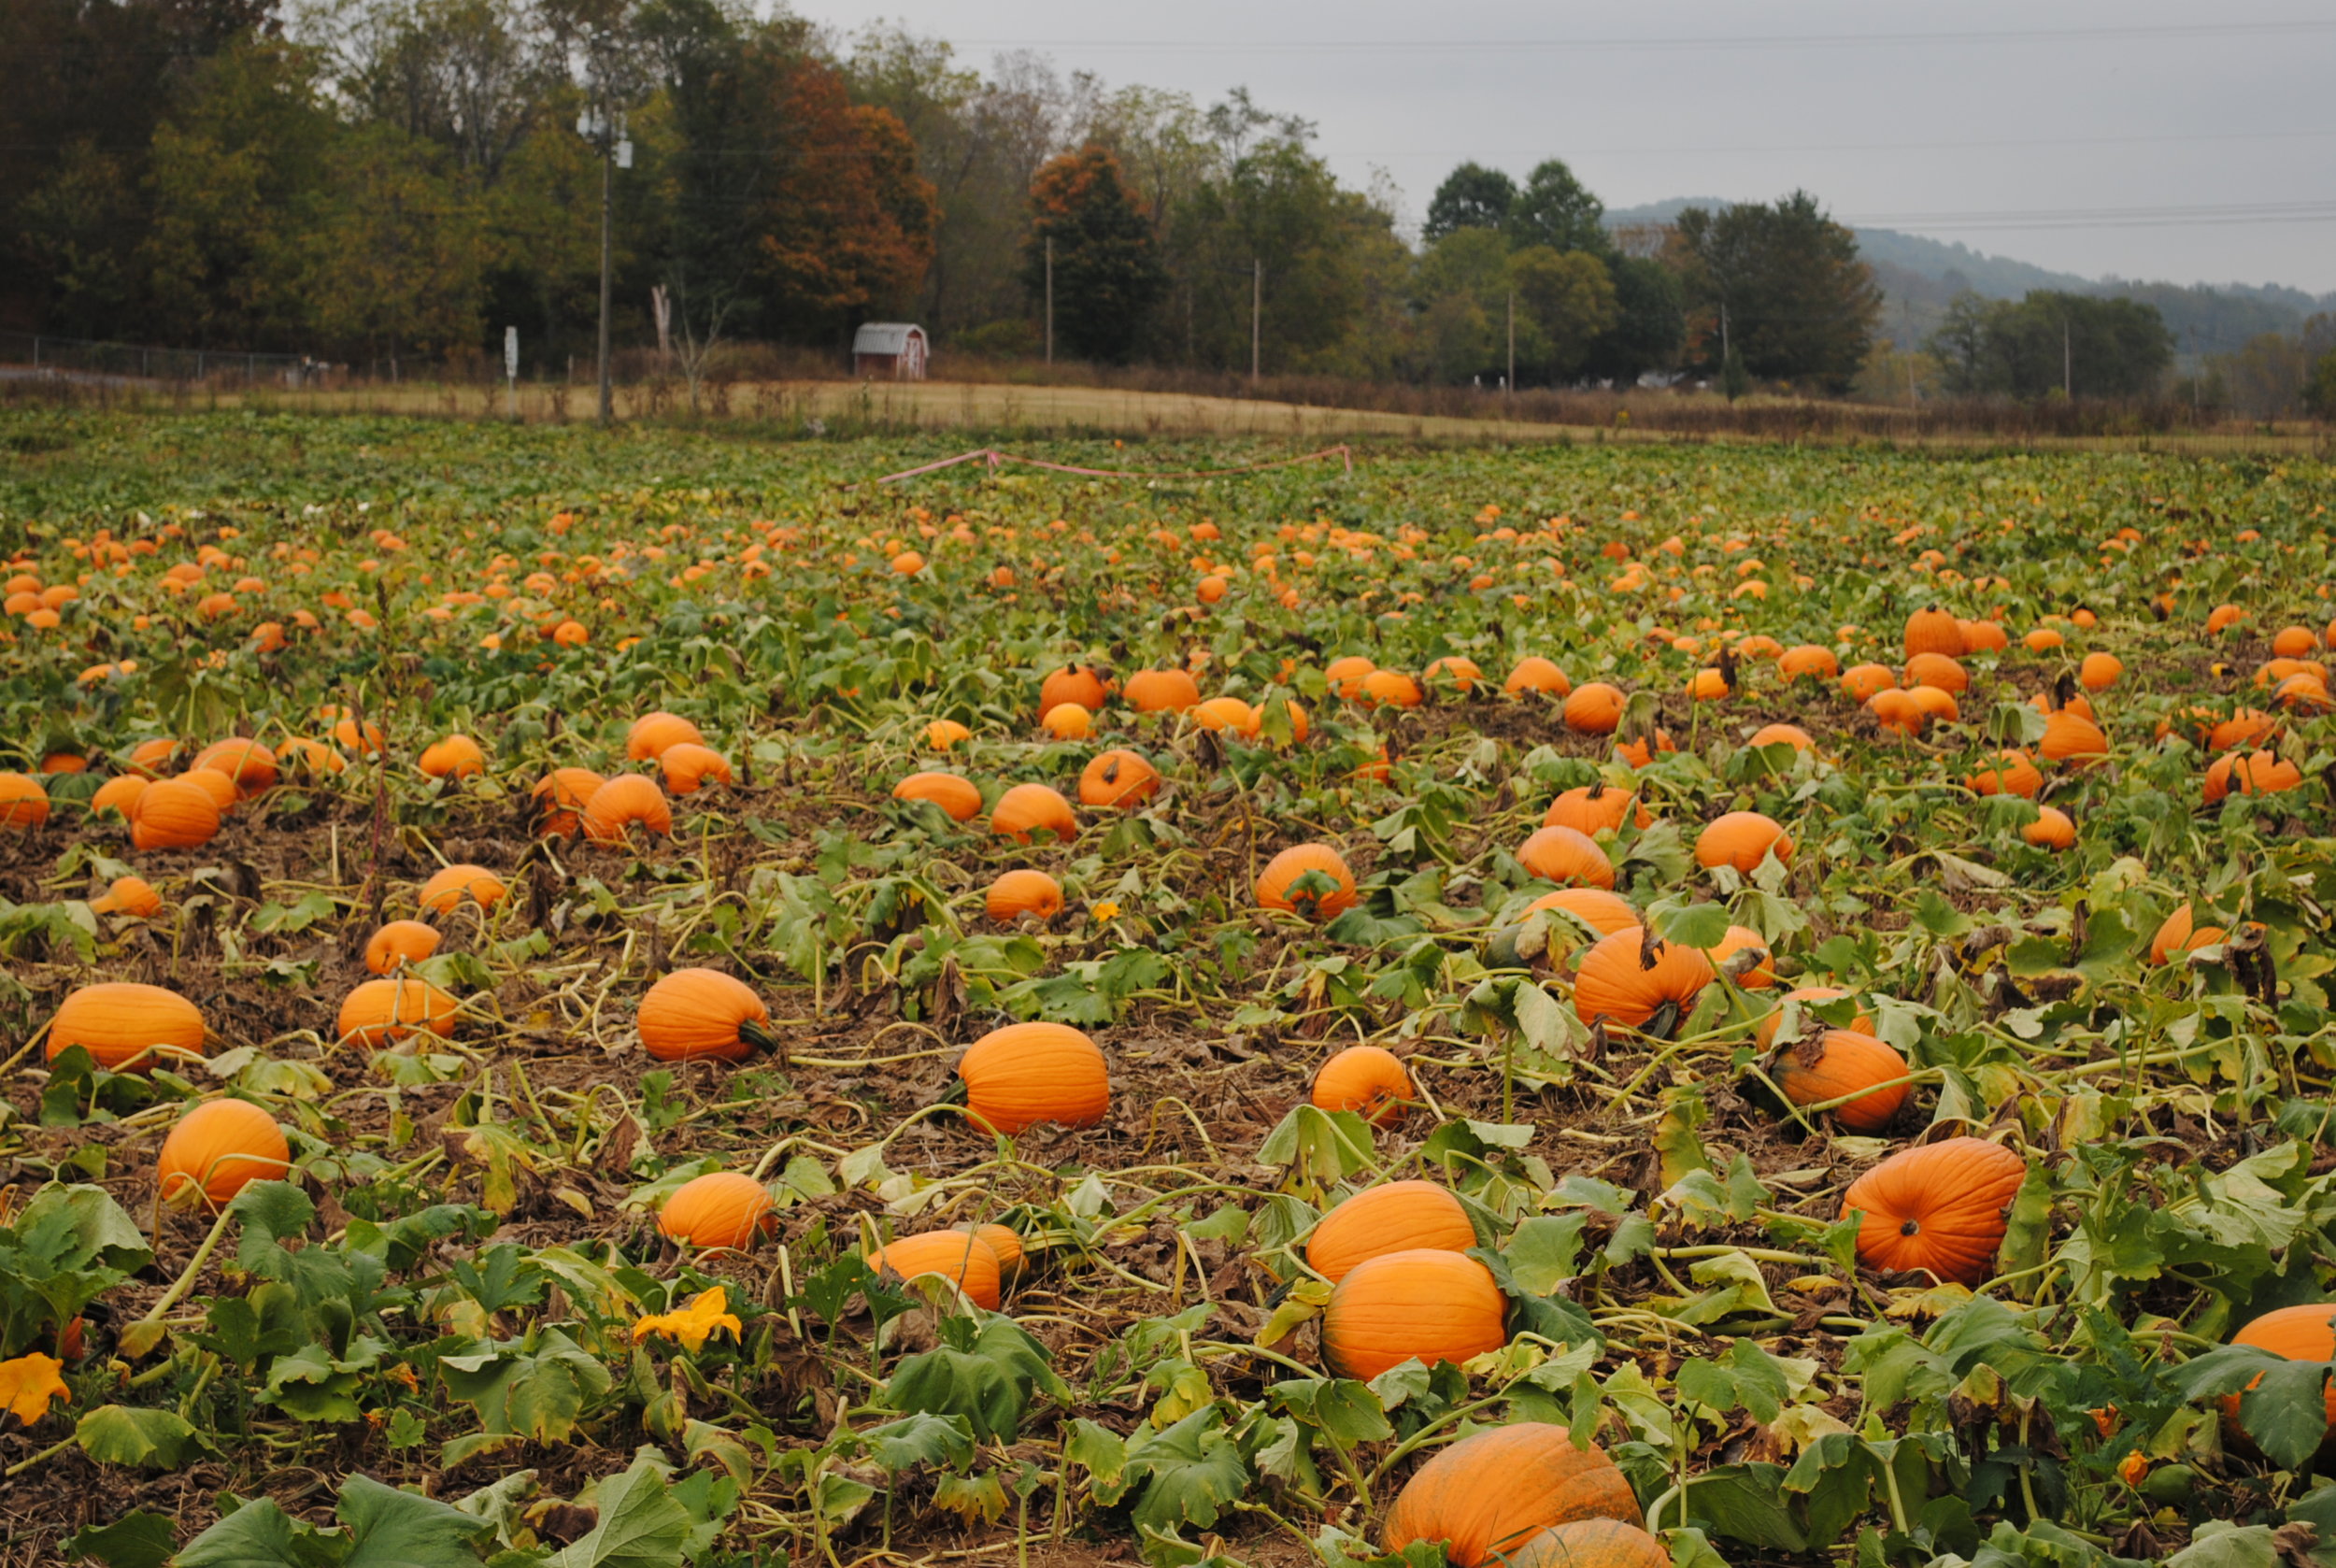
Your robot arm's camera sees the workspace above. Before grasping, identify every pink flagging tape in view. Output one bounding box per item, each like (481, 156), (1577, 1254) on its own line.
(874, 445), (1354, 486)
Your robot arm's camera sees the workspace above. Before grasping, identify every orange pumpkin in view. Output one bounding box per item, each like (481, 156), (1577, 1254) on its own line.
(1572, 927), (1713, 1028)
(335, 977), (459, 1048)
(1840, 1137), (2027, 1285)
(419, 863), (505, 914)
(1521, 887), (1639, 938)
(986, 869), (1064, 923)
(128, 777), (222, 849)
(1359, 669), (1424, 709)
(1714, 923), (1776, 988)
(991, 782), (1077, 843)
(533, 767), (605, 835)
(2205, 749), (2303, 805)
(893, 770), (983, 821)
(2079, 652), (2123, 691)
(1769, 1029), (1911, 1133)
(580, 774), (674, 843)
(2224, 1305), (2336, 1437)
(1041, 702), (1093, 739)
(1038, 665), (1109, 718)
(1503, 1522), (1670, 1568)
(1306, 1180), (1473, 1283)
(959, 1223), (1027, 1281)
(192, 738), (278, 797)
(91, 876), (163, 919)
(1542, 785), (1649, 836)
(1841, 663), (1897, 701)
(364, 919), (442, 974)
(868, 1232), (1004, 1309)
(1189, 696), (1261, 735)
(1426, 656), (1483, 691)
(1325, 655), (1377, 699)
(47, 982), (207, 1070)
(2022, 805), (2077, 849)
(2151, 904), (2229, 964)
(1695, 811), (1792, 875)
(158, 1098), (292, 1206)
(1561, 682), (1624, 735)
(1903, 652), (1968, 693)
(924, 719), (973, 751)
(1746, 722), (1815, 753)
(957, 1022), (1110, 1134)
(1966, 749), (2043, 798)
(0, 772), (51, 830)
(91, 775), (149, 818)
(1079, 749), (1160, 808)
(1903, 606), (1966, 658)
(1256, 844), (1360, 919)
(1503, 656), (1572, 697)
(178, 767), (240, 814)
(1752, 985), (1873, 1048)
(1778, 645), (1839, 682)
(2039, 709), (2108, 765)
(1320, 1249), (1507, 1380)
(659, 1171), (775, 1250)
(638, 968), (773, 1062)
(660, 743), (733, 795)
(1383, 1424), (1640, 1568)
(419, 734), (487, 779)
(1123, 668), (1202, 712)
(1512, 820), (1617, 888)
(1310, 1046), (1414, 1127)
(627, 711), (705, 761)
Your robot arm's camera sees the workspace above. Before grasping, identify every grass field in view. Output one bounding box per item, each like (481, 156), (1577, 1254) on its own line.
(2, 410), (2336, 1566)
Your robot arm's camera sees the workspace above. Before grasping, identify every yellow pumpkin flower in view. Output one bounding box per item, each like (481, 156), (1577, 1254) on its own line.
(631, 1286), (742, 1353)
(0, 1350), (70, 1426)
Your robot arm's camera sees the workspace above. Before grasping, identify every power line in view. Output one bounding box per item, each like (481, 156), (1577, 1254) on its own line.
(940, 20), (2336, 53)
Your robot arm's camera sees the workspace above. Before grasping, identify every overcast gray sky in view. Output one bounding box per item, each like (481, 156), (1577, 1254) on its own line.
(802, 0), (2336, 294)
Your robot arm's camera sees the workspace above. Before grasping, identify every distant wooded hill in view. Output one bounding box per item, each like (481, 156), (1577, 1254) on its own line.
(1604, 200), (2335, 363)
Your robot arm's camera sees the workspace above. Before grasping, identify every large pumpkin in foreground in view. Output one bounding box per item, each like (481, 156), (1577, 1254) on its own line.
(957, 1022), (1109, 1134)
(1320, 1248), (1505, 1379)
(1503, 1520), (1670, 1568)
(1572, 927), (1713, 1028)
(1382, 1423), (1640, 1567)
(1769, 1028), (1910, 1133)
(1841, 1136), (2027, 1285)
(638, 968), (772, 1062)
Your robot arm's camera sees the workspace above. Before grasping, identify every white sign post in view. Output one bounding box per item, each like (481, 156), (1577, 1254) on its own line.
(504, 327), (519, 420)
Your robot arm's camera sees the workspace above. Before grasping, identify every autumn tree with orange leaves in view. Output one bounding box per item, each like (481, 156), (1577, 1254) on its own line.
(1020, 144), (1167, 363)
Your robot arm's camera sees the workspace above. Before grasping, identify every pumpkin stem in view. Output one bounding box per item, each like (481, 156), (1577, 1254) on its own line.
(739, 1019), (789, 1067)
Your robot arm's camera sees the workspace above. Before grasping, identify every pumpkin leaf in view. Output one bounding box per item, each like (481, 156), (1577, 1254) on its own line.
(75, 1404), (202, 1469)
(1123, 1405), (1248, 1534)
(547, 1453), (694, 1568)
(61, 1511), (177, 1568)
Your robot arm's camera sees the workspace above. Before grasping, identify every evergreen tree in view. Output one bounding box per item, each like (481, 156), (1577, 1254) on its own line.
(1021, 144), (1167, 363)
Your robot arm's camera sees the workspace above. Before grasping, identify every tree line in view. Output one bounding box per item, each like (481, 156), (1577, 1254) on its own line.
(13, 0), (2297, 409)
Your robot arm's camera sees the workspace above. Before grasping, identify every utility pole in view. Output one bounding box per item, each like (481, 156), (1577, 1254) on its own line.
(1505, 291), (1515, 398)
(1250, 258), (1261, 385)
(1044, 236), (1054, 365)
(578, 30), (631, 429)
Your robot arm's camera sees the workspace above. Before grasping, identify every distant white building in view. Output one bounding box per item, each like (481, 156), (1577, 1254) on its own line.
(852, 322), (928, 380)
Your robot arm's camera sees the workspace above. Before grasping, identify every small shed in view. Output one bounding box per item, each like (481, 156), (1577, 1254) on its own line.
(852, 322), (928, 380)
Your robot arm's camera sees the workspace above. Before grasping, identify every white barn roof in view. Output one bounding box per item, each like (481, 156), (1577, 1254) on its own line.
(853, 322), (922, 354)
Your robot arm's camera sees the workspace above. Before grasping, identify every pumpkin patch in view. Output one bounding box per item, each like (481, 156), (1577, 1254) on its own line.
(0, 417), (2332, 1563)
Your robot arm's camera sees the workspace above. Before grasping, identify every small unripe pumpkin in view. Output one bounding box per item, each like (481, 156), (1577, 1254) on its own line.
(158, 1098), (291, 1207)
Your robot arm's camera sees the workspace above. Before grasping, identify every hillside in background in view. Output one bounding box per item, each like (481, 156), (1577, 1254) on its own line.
(1605, 200), (2336, 363)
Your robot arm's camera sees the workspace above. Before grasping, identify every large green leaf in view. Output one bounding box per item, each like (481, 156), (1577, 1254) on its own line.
(76, 1405), (201, 1469)
(548, 1454), (693, 1568)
